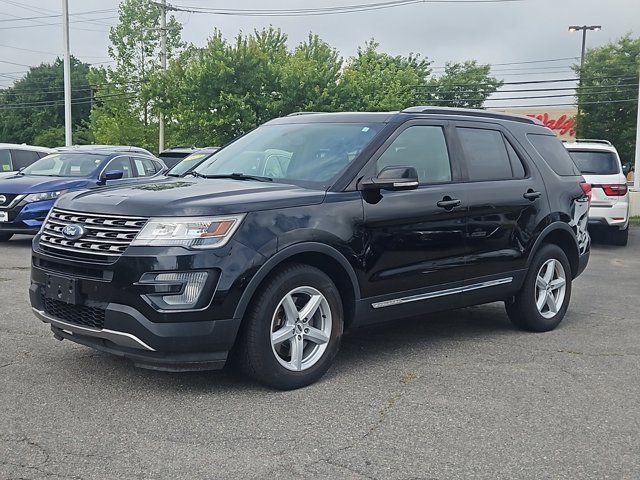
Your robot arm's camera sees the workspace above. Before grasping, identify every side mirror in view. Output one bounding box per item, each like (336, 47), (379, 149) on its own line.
(622, 162), (632, 175)
(361, 166), (419, 191)
(100, 169), (124, 184)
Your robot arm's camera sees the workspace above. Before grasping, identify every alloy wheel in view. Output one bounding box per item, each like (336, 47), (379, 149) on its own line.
(535, 258), (567, 319)
(270, 286), (332, 371)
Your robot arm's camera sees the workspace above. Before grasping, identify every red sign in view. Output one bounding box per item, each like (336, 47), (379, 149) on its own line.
(527, 113), (576, 137)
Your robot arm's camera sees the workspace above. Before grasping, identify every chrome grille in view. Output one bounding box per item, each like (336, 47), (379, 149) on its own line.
(39, 208), (147, 261)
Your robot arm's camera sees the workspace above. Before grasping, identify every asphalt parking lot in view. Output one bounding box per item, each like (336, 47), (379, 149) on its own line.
(1, 231), (639, 480)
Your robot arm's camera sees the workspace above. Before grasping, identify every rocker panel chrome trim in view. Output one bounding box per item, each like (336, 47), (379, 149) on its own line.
(371, 277), (513, 309)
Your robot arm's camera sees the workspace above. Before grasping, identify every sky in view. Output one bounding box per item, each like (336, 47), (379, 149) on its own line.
(0, 0), (638, 109)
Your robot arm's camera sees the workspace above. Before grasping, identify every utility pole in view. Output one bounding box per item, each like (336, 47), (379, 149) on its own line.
(158, 0), (167, 153)
(62, 0), (72, 146)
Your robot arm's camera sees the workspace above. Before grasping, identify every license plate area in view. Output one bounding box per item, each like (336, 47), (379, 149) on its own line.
(45, 274), (80, 305)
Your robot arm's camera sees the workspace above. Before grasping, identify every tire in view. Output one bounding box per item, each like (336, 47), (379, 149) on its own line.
(0, 233), (12, 242)
(608, 225), (629, 246)
(505, 244), (572, 332)
(237, 263), (344, 390)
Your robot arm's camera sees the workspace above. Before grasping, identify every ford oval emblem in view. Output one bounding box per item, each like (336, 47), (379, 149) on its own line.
(62, 224), (85, 241)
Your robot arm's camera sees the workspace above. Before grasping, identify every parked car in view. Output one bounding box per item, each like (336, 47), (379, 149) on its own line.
(564, 139), (630, 246)
(0, 143), (53, 178)
(30, 108), (590, 389)
(166, 147), (219, 177)
(158, 146), (198, 169)
(0, 146), (165, 241)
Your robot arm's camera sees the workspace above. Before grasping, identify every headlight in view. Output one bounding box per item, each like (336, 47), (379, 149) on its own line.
(131, 214), (245, 249)
(24, 190), (67, 203)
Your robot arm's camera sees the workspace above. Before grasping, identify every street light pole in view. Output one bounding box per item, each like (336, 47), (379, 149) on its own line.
(568, 25), (602, 74)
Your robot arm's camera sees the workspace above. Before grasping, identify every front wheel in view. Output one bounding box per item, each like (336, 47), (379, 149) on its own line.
(506, 244), (572, 332)
(237, 264), (343, 390)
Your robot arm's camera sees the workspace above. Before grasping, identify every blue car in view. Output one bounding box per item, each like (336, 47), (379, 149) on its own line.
(0, 146), (166, 241)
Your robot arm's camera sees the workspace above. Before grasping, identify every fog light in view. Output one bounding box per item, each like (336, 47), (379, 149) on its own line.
(155, 272), (208, 306)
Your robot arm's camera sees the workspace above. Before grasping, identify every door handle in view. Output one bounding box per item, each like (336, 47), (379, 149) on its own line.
(523, 190), (542, 201)
(436, 197), (461, 210)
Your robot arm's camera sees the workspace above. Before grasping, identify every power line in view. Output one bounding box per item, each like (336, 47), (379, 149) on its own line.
(170, 0), (528, 17)
(0, 15), (117, 30)
(0, 9), (115, 23)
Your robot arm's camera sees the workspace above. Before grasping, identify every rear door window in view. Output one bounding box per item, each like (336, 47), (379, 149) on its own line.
(457, 127), (513, 181)
(133, 157), (159, 177)
(0, 149), (12, 172)
(567, 150), (620, 175)
(528, 134), (581, 176)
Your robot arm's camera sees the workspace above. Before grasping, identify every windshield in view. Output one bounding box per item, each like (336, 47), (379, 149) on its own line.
(568, 150), (621, 175)
(194, 123), (384, 186)
(22, 153), (106, 177)
(167, 152), (212, 176)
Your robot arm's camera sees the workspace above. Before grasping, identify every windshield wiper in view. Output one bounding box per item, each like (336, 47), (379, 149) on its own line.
(199, 173), (273, 182)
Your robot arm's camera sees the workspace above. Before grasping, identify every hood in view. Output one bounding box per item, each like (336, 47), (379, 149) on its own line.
(0, 175), (92, 194)
(55, 177), (326, 216)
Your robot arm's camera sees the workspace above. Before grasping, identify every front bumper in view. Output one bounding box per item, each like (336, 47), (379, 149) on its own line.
(30, 238), (265, 371)
(0, 199), (55, 235)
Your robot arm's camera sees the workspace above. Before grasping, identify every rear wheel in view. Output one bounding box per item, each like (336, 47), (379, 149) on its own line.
(608, 225), (629, 246)
(0, 233), (13, 242)
(237, 264), (343, 390)
(506, 244), (572, 332)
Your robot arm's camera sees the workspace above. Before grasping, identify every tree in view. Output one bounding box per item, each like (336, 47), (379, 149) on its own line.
(0, 57), (93, 146)
(417, 61), (502, 108)
(575, 34), (639, 163)
(89, 0), (183, 152)
(278, 34), (343, 114)
(338, 41), (431, 111)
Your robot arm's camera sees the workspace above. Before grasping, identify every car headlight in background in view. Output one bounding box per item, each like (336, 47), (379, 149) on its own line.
(24, 190), (67, 203)
(131, 214), (245, 249)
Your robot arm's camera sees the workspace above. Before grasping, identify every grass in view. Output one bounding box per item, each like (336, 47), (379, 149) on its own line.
(630, 217), (640, 226)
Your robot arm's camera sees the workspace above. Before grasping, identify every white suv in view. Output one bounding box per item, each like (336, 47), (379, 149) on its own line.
(564, 139), (629, 246)
(0, 143), (53, 178)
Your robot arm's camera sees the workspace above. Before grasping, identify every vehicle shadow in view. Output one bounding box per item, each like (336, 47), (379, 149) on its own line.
(61, 302), (518, 394)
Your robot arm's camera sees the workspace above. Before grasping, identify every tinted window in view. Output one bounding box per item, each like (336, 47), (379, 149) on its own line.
(133, 157), (159, 177)
(505, 140), (526, 178)
(11, 149), (40, 170)
(105, 157), (133, 178)
(568, 150), (620, 175)
(528, 134), (581, 176)
(458, 128), (512, 181)
(22, 153), (105, 177)
(376, 126), (451, 183)
(0, 149), (12, 172)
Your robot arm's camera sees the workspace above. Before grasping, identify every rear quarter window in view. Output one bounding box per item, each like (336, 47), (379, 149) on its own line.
(527, 134), (581, 176)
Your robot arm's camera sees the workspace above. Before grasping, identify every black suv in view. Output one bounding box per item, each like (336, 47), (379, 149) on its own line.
(30, 108), (591, 389)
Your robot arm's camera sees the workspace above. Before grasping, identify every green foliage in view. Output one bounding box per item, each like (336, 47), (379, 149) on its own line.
(338, 41), (431, 111)
(418, 61), (503, 108)
(0, 57), (92, 145)
(575, 34), (639, 163)
(88, 0), (183, 152)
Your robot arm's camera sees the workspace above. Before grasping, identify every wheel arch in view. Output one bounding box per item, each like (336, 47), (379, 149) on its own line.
(527, 222), (580, 278)
(233, 242), (361, 329)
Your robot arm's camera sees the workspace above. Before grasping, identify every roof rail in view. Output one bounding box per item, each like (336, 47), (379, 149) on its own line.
(571, 139), (613, 146)
(401, 106), (540, 125)
(286, 111), (322, 117)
